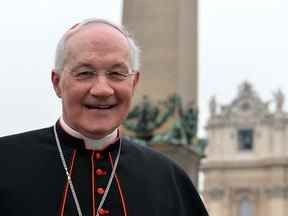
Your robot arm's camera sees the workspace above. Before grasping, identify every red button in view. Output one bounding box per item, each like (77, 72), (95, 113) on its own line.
(95, 153), (101, 160)
(97, 187), (105, 195)
(98, 208), (109, 215)
(96, 169), (107, 176)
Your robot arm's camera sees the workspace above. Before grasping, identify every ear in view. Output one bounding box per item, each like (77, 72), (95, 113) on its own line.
(132, 72), (140, 90)
(51, 70), (62, 98)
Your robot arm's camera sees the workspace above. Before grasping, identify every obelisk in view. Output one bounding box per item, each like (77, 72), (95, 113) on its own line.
(122, 0), (198, 107)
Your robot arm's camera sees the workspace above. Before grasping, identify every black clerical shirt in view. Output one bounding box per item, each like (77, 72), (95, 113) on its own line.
(0, 122), (208, 215)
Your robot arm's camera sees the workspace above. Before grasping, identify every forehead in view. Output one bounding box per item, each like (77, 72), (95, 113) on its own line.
(64, 24), (130, 67)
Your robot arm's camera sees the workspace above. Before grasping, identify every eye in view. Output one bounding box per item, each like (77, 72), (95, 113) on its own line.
(106, 70), (129, 80)
(74, 71), (94, 80)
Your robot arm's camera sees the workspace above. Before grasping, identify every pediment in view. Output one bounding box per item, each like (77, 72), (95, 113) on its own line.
(222, 81), (269, 118)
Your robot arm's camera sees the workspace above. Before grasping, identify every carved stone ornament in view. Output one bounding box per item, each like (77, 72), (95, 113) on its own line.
(273, 89), (285, 113)
(209, 95), (217, 116)
(207, 81), (273, 129)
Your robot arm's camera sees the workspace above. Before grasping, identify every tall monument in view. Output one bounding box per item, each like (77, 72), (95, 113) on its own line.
(122, 0), (198, 107)
(122, 1), (203, 186)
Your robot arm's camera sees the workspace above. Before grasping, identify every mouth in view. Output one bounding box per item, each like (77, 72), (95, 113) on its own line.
(84, 104), (117, 110)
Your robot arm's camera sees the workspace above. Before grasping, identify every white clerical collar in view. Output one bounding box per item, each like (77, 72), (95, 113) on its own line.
(59, 116), (118, 150)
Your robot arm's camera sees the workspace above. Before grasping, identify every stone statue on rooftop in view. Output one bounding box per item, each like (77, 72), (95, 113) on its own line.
(274, 89), (285, 112)
(209, 95), (217, 116)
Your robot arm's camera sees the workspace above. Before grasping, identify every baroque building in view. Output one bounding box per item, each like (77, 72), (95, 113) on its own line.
(201, 82), (288, 216)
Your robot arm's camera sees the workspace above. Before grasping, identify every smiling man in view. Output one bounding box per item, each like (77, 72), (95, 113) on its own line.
(52, 21), (139, 140)
(0, 18), (208, 216)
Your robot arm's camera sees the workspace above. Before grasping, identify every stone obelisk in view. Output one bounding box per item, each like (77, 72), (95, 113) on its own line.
(122, 1), (201, 186)
(122, 0), (198, 107)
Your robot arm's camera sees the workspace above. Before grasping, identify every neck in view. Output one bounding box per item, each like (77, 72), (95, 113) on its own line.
(59, 116), (118, 150)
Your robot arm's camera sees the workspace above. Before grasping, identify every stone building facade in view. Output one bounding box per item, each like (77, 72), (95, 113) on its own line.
(201, 82), (288, 216)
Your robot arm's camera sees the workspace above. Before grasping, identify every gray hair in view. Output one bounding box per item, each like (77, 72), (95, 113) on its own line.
(54, 18), (141, 73)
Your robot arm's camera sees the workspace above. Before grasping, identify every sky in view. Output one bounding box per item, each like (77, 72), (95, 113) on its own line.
(0, 1), (122, 135)
(0, 0), (288, 137)
(199, 0), (288, 136)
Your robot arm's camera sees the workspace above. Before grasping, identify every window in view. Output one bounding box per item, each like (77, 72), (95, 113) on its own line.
(239, 198), (253, 216)
(238, 129), (253, 151)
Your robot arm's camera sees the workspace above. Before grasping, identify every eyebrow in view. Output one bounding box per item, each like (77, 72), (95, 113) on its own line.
(110, 63), (129, 69)
(71, 62), (129, 71)
(71, 64), (94, 71)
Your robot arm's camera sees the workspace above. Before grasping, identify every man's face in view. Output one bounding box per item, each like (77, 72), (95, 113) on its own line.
(52, 24), (139, 139)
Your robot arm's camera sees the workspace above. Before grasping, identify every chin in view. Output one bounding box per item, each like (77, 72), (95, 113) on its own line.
(81, 122), (119, 138)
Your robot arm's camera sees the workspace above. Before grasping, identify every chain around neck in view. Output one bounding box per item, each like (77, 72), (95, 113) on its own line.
(53, 124), (122, 216)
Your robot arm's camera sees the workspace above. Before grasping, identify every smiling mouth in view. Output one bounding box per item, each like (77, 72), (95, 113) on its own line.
(84, 104), (116, 110)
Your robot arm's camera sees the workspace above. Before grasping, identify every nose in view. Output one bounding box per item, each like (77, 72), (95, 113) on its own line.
(89, 75), (114, 97)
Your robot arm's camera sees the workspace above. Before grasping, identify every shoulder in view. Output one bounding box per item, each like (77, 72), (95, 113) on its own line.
(121, 138), (209, 215)
(0, 127), (54, 149)
(122, 138), (174, 164)
(121, 137), (188, 177)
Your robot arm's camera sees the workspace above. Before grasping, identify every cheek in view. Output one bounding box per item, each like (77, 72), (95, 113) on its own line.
(61, 84), (85, 106)
(117, 85), (135, 104)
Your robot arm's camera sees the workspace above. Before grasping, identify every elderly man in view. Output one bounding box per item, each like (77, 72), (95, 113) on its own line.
(0, 18), (208, 216)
